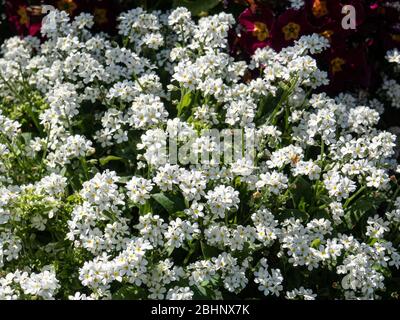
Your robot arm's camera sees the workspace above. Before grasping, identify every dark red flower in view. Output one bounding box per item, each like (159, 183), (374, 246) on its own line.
(271, 9), (313, 51)
(5, 0), (121, 38)
(305, 0), (366, 28)
(5, 1), (37, 36)
(315, 20), (346, 44)
(237, 5), (275, 55)
(324, 45), (371, 92)
(305, 0), (341, 26)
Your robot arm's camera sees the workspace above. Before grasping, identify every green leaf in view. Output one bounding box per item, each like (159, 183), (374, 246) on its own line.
(181, 91), (192, 107)
(166, 246), (175, 257)
(21, 132), (32, 145)
(151, 193), (186, 214)
(112, 285), (146, 300)
(368, 238), (378, 246)
(290, 177), (314, 205)
(344, 196), (384, 229)
(372, 264), (391, 278)
(60, 166), (67, 176)
(312, 209), (330, 220)
(194, 284), (208, 297)
(152, 193), (175, 213)
(66, 193), (80, 203)
(99, 155), (123, 166)
(280, 209), (310, 222)
(255, 94), (278, 125)
(177, 91), (192, 116)
(311, 238), (321, 249)
(200, 241), (220, 259)
(172, 0), (221, 16)
(118, 175), (133, 184)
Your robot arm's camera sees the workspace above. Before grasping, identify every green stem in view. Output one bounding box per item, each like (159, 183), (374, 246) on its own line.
(1, 71), (42, 133)
(26, 100), (42, 134)
(343, 186), (367, 209)
(41, 125), (51, 169)
(268, 75), (299, 125)
(320, 140), (325, 168)
(0, 132), (27, 173)
(79, 157), (90, 181)
(200, 240), (207, 259)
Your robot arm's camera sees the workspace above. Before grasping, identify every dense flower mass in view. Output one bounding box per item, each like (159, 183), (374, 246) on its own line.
(0, 6), (399, 301)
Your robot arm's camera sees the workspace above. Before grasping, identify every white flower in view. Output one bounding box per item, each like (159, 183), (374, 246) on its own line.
(126, 177), (154, 205)
(166, 286), (194, 300)
(256, 171), (288, 195)
(206, 185), (240, 218)
(286, 287), (316, 300)
(254, 259), (283, 297)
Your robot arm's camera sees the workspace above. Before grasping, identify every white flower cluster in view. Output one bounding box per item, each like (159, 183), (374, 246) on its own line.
(288, 0), (305, 10)
(0, 267), (59, 300)
(382, 79), (400, 109)
(386, 48), (400, 65)
(0, 7), (399, 300)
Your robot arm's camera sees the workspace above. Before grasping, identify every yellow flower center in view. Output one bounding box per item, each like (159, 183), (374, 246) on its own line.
(391, 34), (400, 42)
(17, 6), (29, 26)
(331, 57), (346, 74)
(282, 22), (301, 41)
(252, 22), (269, 41)
(320, 29), (334, 41)
(94, 8), (108, 25)
(312, 0), (329, 18)
(57, 0), (78, 15)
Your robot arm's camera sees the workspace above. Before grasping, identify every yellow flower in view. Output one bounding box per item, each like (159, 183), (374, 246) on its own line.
(17, 6), (29, 27)
(320, 30), (334, 41)
(282, 22), (301, 41)
(391, 34), (400, 42)
(312, 0), (329, 18)
(331, 57), (346, 74)
(94, 8), (108, 25)
(252, 22), (269, 42)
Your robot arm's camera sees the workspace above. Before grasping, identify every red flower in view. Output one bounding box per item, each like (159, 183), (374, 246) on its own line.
(271, 9), (313, 51)
(305, 0), (365, 28)
(5, 0), (121, 38)
(5, 1), (43, 37)
(315, 20), (347, 45)
(324, 45), (371, 92)
(305, 0), (341, 26)
(237, 5), (275, 55)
